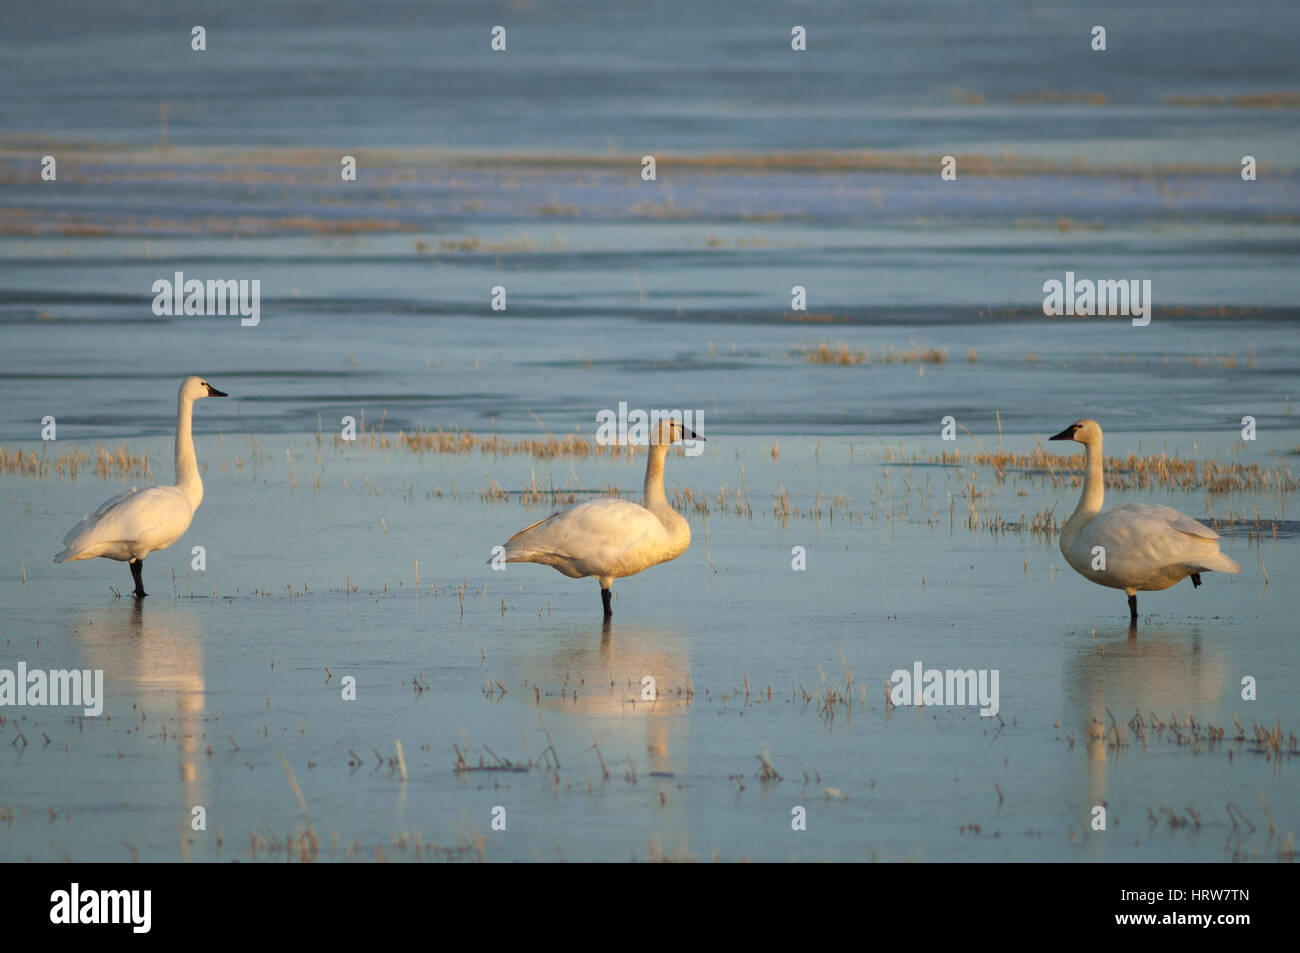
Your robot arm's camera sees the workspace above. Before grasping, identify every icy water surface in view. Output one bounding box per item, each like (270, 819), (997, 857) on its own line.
(1, 430), (1295, 861)
(5, 0), (1299, 161)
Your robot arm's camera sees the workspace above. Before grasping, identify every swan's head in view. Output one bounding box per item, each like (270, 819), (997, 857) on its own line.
(1049, 418), (1101, 446)
(180, 376), (229, 402)
(651, 416), (705, 447)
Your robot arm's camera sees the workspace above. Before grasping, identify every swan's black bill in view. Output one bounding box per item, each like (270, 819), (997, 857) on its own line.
(1048, 425), (1077, 441)
(205, 385), (229, 397)
(683, 428), (705, 441)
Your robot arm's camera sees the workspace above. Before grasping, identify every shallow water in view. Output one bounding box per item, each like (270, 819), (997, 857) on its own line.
(1, 0), (1298, 862)
(1, 431), (1295, 861)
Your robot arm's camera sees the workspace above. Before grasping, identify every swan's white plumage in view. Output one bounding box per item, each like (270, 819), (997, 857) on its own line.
(496, 417), (701, 613)
(56, 484), (196, 563)
(53, 376), (226, 592)
(1062, 502), (1239, 591)
(505, 496), (689, 582)
(1051, 418), (1240, 617)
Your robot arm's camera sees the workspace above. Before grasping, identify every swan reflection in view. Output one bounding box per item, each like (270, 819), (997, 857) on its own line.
(74, 602), (208, 859)
(508, 621), (692, 774)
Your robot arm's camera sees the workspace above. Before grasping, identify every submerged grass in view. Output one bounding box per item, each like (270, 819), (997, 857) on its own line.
(799, 341), (949, 366)
(906, 440), (1299, 495)
(0, 442), (152, 480)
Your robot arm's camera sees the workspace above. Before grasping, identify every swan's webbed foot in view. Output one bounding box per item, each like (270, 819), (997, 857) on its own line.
(601, 587), (612, 618)
(1127, 593), (1137, 623)
(1190, 573), (1202, 588)
(130, 558), (147, 599)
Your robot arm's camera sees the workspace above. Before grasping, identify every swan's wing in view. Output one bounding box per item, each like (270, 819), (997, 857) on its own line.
(505, 497), (661, 562)
(1109, 503), (1220, 540)
(58, 486), (192, 557)
(61, 486), (144, 550)
(1085, 503), (1232, 576)
(91, 487), (143, 520)
(506, 511), (562, 545)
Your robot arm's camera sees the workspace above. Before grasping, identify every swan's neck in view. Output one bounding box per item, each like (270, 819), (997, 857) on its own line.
(175, 394), (203, 510)
(643, 444), (671, 512)
(1064, 437), (1104, 535)
(643, 444), (689, 543)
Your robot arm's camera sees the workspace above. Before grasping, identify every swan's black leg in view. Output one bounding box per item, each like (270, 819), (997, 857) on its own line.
(601, 587), (612, 618)
(130, 558), (147, 599)
(1190, 573), (1202, 588)
(1127, 593), (1137, 623)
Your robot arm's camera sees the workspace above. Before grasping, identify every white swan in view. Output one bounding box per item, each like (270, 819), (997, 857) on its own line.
(54, 376), (228, 597)
(1049, 418), (1240, 623)
(494, 418), (703, 617)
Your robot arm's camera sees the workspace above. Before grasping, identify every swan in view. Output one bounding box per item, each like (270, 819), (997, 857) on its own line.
(494, 417), (704, 617)
(54, 376), (228, 597)
(1049, 418), (1240, 623)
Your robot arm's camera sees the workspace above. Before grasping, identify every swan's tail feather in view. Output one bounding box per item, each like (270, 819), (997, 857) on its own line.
(499, 545), (582, 576)
(502, 547), (551, 564)
(54, 547), (91, 563)
(1195, 551), (1241, 575)
(487, 544), (553, 565)
(487, 543), (528, 565)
